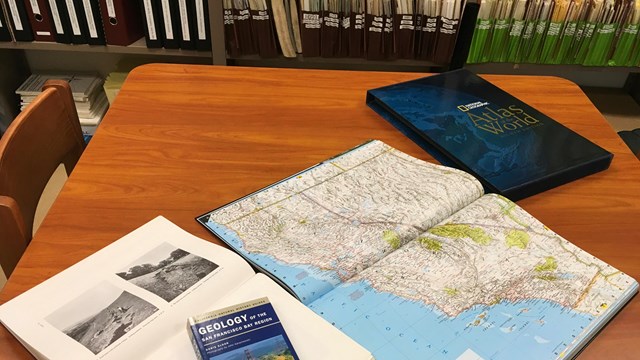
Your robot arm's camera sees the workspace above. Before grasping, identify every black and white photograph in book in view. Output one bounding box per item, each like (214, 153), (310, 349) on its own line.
(45, 282), (159, 355)
(116, 243), (219, 302)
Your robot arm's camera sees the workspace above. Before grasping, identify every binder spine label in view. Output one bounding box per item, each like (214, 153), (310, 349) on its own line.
(48, 0), (64, 34)
(370, 16), (383, 32)
(29, 0), (41, 15)
(7, 0), (23, 31)
(400, 15), (414, 30)
(161, 0), (173, 39)
(324, 12), (339, 28)
(195, 0), (205, 40)
(106, 0), (115, 17)
(354, 13), (364, 29)
(440, 17), (458, 34)
(302, 13), (320, 29)
(178, 0), (189, 41)
(424, 17), (437, 32)
(143, 0), (157, 40)
(81, 0), (98, 38)
(65, 0), (82, 35)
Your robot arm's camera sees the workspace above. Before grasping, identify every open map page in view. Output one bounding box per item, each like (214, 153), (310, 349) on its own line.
(200, 140), (637, 360)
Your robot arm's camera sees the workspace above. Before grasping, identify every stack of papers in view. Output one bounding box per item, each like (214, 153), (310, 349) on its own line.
(16, 74), (110, 135)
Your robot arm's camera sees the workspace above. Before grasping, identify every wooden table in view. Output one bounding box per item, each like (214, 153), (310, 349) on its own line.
(1, 64), (639, 359)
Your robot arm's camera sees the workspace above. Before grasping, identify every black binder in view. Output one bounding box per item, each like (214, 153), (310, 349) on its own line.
(74, 0), (105, 45)
(55, 0), (86, 43)
(176, 0), (195, 49)
(0, 0), (13, 41)
(193, 0), (210, 50)
(3, 0), (33, 41)
(139, 0), (163, 48)
(45, 0), (71, 43)
(158, 0), (180, 49)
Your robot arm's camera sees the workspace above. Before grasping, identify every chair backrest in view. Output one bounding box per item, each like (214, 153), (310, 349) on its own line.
(0, 80), (85, 276)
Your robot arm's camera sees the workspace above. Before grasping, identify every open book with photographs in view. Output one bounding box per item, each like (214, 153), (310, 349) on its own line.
(197, 139), (638, 360)
(0, 217), (372, 360)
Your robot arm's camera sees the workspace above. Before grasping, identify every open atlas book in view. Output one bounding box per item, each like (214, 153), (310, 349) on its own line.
(0, 217), (372, 360)
(197, 139), (638, 360)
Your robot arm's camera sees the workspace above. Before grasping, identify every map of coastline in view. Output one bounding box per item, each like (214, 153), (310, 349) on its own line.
(202, 140), (638, 359)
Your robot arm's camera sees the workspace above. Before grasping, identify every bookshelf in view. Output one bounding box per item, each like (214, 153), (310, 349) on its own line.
(0, 0), (638, 118)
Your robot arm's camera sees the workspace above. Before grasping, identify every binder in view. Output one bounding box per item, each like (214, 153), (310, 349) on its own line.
(320, 1), (340, 57)
(193, 0), (210, 50)
(23, 0), (56, 41)
(75, 0), (106, 45)
(0, 14), (10, 40)
(433, 0), (462, 64)
(158, 0), (180, 49)
(44, 0), (70, 42)
(0, 0), (14, 40)
(417, 0), (439, 60)
(365, 8), (384, 59)
(381, 0), (394, 60)
(55, 0), (87, 43)
(249, 0), (278, 58)
(232, 0), (256, 55)
(98, 0), (144, 46)
(339, 0), (350, 57)
(300, 0), (321, 57)
(3, 0), (33, 41)
(222, 0), (239, 56)
(139, 0), (163, 48)
(349, 0), (365, 57)
(395, 0), (416, 59)
(176, 0), (195, 49)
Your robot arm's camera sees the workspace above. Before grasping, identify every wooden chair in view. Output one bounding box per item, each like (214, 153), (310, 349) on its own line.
(0, 80), (85, 277)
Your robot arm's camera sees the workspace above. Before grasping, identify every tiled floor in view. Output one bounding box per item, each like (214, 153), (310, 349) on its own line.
(0, 88), (638, 292)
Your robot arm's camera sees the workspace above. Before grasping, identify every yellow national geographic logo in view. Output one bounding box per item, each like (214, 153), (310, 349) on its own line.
(457, 101), (488, 112)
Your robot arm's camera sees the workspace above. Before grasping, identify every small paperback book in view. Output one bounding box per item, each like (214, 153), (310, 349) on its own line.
(188, 297), (299, 360)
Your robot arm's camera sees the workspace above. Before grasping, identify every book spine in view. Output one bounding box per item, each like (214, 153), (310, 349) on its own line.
(488, 18), (510, 62)
(629, 33), (640, 65)
(573, 21), (596, 64)
(467, 18), (492, 63)
(505, 19), (525, 62)
(552, 20), (577, 64)
(539, 20), (562, 64)
(609, 24), (639, 66)
(526, 19), (550, 63)
(583, 22), (618, 66)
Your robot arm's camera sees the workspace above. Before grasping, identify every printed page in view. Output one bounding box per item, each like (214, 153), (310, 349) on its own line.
(148, 273), (373, 360)
(308, 194), (638, 359)
(0, 217), (256, 360)
(200, 140), (484, 304)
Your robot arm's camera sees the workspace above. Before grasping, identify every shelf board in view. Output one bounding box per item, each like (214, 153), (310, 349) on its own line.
(466, 63), (640, 74)
(0, 38), (212, 58)
(228, 54), (448, 72)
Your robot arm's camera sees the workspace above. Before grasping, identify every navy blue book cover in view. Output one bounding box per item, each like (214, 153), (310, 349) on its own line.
(366, 69), (613, 200)
(187, 297), (299, 360)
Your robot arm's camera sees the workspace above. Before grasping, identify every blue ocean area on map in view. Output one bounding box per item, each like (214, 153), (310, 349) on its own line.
(205, 221), (339, 304)
(308, 280), (593, 360)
